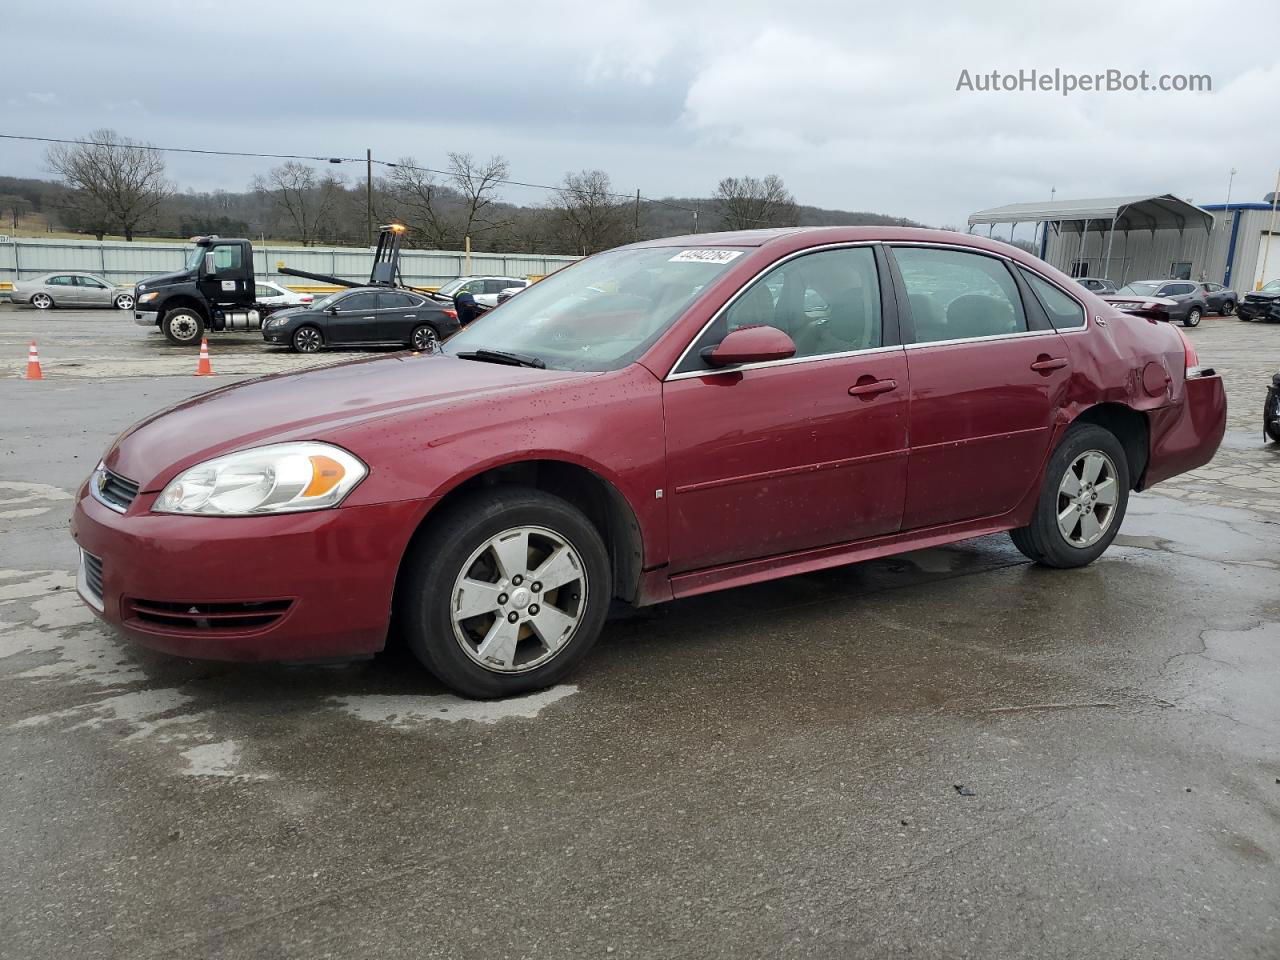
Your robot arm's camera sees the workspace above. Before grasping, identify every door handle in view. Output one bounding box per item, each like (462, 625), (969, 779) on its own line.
(361, 315), (375, 320)
(1030, 356), (1068, 372)
(848, 377), (898, 398)
(404, 314), (416, 319)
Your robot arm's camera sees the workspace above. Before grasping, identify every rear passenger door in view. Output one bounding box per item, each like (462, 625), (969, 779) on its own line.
(375, 291), (423, 342)
(891, 245), (1072, 530)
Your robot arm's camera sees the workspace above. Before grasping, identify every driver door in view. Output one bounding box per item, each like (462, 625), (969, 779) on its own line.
(662, 245), (909, 574)
(328, 292), (380, 343)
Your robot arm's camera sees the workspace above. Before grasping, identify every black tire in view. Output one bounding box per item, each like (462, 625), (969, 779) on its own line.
(1219, 300), (1235, 316)
(162, 307), (204, 345)
(31, 293), (53, 310)
(410, 323), (440, 352)
(1009, 424), (1130, 568)
(396, 487), (611, 699)
(1182, 308), (1202, 328)
(292, 325), (324, 353)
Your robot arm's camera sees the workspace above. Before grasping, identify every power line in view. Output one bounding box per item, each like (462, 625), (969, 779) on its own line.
(0, 131), (798, 228)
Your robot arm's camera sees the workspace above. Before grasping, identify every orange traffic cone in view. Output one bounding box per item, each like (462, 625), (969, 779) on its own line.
(195, 338), (213, 376)
(25, 341), (43, 380)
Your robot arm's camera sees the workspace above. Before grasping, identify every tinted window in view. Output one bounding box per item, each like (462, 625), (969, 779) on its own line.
(680, 247), (881, 372)
(47, 275), (73, 286)
(1022, 269), (1086, 329)
(378, 292), (417, 309)
(483, 279), (508, 294)
(893, 247), (1026, 343)
(76, 276), (108, 288)
(337, 293), (379, 312)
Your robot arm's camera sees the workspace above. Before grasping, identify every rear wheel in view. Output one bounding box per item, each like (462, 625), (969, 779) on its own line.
(1219, 300), (1235, 316)
(1010, 424), (1130, 568)
(1183, 307), (1202, 327)
(31, 293), (53, 310)
(396, 487), (611, 698)
(410, 323), (440, 352)
(292, 325), (323, 353)
(162, 308), (204, 345)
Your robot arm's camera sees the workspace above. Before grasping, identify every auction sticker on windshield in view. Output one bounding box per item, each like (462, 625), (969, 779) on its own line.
(668, 249), (744, 264)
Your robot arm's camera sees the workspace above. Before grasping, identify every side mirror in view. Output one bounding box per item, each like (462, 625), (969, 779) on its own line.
(325, 306), (339, 316)
(203, 252), (216, 275)
(702, 325), (797, 368)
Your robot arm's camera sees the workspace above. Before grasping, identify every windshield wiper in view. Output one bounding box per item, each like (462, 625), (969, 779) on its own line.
(454, 349), (546, 369)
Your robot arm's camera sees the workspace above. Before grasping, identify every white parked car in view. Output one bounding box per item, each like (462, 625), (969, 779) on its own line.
(10, 272), (136, 310)
(436, 276), (528, 308)
(254, 281), (314, 308)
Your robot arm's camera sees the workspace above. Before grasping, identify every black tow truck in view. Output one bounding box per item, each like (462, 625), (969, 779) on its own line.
(133, 226), (423, 345)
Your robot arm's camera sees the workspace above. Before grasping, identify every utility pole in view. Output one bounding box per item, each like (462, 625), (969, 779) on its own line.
(692, 208), (699, 234)
(634, 188), (640, 239)
(1258, 167), (1280, 290)
(366, 148), (373, 247)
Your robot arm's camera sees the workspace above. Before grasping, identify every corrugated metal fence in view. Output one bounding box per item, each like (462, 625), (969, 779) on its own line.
(0, 237), (579, 289)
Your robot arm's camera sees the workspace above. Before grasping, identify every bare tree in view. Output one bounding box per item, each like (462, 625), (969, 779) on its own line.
(447, 153), (510, 244)
(551, 170), (630, 255)
(0, 194), (32, 232)
(712, 174), (797, 231)
(384, 158), (459, 248)
(45, 129), (171, 240)
(252, 162), (343, 245)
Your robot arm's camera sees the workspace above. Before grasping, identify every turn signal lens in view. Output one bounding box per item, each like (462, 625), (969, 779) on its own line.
(303, 455), (346, 498)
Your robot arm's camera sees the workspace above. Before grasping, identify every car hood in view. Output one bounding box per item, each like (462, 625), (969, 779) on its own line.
(104, 353), (591, 490)
(1244, 290), (1280, 301)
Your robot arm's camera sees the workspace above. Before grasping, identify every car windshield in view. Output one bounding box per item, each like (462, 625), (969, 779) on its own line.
(437, 279), (466, 297)
(311, 291), (349, 309)
(184, 246), (205, 271)
(1261, 280), (1280, 293)
(442, 246), (745, 371)
(1117, 282), (1162, 296)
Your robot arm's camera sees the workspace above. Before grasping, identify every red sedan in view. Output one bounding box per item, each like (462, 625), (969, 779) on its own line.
(71, 228), (1226, 698)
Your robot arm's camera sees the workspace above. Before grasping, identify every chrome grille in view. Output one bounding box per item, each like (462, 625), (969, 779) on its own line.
(93, 466), (139, 513)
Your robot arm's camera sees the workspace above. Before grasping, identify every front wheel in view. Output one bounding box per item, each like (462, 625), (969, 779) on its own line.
(114, 293), (135, 311)
(410, 324), (439, 352)
(162, 308), (204, 345)
(292, 325), (323, 353)
(1010, 424), (1130, 568)
(1183, 308), (1202, 327)
(396, 487), (611, 698)
(31, 293), (53, 310)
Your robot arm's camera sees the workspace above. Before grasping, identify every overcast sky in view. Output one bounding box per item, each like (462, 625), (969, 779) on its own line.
(3, 0), (1277, 232)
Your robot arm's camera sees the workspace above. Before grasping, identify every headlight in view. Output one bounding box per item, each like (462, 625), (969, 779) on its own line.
(139, 291), (158, 303)
(153, 442), (367, 515)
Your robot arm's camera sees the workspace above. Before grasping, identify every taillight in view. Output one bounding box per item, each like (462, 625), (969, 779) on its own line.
(443, 308), (458, 320)
(301, 295), (313, 303)
(1174, 326), (1199, 369)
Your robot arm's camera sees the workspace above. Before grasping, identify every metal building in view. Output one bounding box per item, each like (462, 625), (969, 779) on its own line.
(967, 194), (1280, 290)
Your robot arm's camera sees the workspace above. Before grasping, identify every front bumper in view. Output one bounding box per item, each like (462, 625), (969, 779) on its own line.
(1239, 300), (1280, 321)
(70, 484), (430, 662)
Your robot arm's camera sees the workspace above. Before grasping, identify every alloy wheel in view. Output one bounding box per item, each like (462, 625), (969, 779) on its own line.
(449, 525), (588, 674)
(32, 294), (52, 310)
(412, 325), (439, 352)
(115, 294), (135, 310)
(294, 327), (322, 353)
(1056, 451), (1119, 548)
(1184, 308), (1201, 327)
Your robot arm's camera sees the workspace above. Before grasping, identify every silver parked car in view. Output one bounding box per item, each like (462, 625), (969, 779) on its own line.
(11, 272), (135, 310)
(436, 275), (529, 308)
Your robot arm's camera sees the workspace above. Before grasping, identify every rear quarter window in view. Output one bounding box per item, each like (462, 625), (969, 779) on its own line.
(1020, 269), (1086, 330)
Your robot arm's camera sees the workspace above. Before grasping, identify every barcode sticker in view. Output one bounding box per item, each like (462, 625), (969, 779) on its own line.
(668, 249), (743, 265)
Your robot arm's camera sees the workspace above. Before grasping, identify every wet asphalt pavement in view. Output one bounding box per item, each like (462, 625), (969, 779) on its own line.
(1, 307), (1278, 958)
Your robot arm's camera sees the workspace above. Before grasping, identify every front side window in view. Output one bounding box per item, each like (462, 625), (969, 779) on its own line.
(255, 284), (280, 298)
(893, 247), (1027, 343)
(677, 247), (882, 373)
(211, 245), (242, 271)
(1022, 269), (1086, 329)
(77, 276), (108, 288)
(444, 246), (744, 372)
(483, 279), (508, 294)
(336, 292), (378, 312)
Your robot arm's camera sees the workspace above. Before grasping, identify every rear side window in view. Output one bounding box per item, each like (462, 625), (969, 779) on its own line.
(1020, 269), (1086, 329)
(893, 247), (1026, 343)
(48, 275), (73, 286)
(678, 246), (882, 372)
(378, 292), (417, 309)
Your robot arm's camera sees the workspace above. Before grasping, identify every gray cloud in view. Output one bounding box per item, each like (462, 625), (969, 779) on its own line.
(3, 0), (1275, 228)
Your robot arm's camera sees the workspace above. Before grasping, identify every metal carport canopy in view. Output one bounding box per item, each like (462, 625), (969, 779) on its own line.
(967, 194), (1213, 232)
